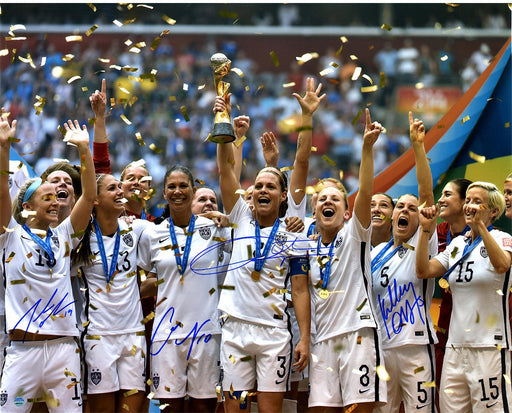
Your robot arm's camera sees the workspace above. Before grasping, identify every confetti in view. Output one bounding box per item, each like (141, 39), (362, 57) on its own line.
(414, 366), (425, 374)
(219, 285), (235, 290)
(450, 246), (459, 258)
(149, 143), (162, 154)
(87, 3), (97, 12)
(229, 354), (236, 364)
(65, 35), (82, 42)
(162, 15), (176, 25)
(135, 132), (146, 146)
(376, 365), (390, 381)
(402, 242), (415, 251)
(86, 335), (101, 340)
(10, 279), (26, 285)
(231, 67), (244, 77)
(67, 76), (81, 84)
(270, 51), (280, 67)
(180, 105), (190, 122)
(351, 67), (362, 81)
(234, 135), (246, 148)
(321, 155), (336, 167)
(461, 115), (470, 124)
(356, 298), (367, 311)
(504, 374), (511, 384)
(85, 24), (98, 37)
(381, 23), (392, 31)
(351, 108), (363, 125)
(468, 151), (485, 163)
(361, 85), (378, 93)
(280, 166), (294, 172)
(319, 67), (334, 77)
(123, 389), (138, 397)
(141, 312), (155, 324)
(240, 355), (252, 362)
(282, 82), (296, 88)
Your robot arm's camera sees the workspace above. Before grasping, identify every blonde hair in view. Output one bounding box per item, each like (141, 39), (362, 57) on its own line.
(505, 172), (512, 183)
(467, 181), (506, 222)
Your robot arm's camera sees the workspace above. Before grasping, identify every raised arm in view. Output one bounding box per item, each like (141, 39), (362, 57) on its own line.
(0, 115), (17, 233)
(261, 131), (279, 168)
(416, 204), (447, 278)
(232, 115), (250, 182)
(353, 108), (383, 228)
(289, 77), (325, 205)
(409, 111), (434, 206)
(215, 96), (241, 214)
(90, 79), (111, 174)
(63, 120), (97, 233)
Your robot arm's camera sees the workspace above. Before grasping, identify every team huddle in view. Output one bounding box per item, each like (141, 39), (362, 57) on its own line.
(0, 77), (510, 413)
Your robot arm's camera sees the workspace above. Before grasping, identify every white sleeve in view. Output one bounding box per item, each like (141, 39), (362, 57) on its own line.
(286, 191), (307, 220)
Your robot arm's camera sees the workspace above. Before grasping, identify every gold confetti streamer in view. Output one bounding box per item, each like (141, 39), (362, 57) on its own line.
(468, 151), (485, 163)
(149, 143), (162, 154)
(229, 354), (236, 364)
(414, 366), (425, 374)
(356, 298), (367, 311)
(85, 24), (98, 36)
(180, 105), (190, 122)
(381, 23), (392, 31)
(461, 115), (470, 124)
(86, 335), (101, 340)
(270, 51), (280, 67)
(321, 155), (336, 167)
(141, 312), (155, 324)
(361, 85), (378, 93)
(351, 108), (363, 125)
(10, 279), (26, 285)
(162, 15), (176, 25)
(450, 246), (459, 258)
(280, 166), (294, 172)
(123, 389), (138, 398)
(402, 242), (415, 251)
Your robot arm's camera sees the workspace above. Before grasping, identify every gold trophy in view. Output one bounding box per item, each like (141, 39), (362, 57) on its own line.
(209, 53), (235, 143)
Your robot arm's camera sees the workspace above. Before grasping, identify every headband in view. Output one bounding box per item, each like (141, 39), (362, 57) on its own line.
(23, 178), (43, 203)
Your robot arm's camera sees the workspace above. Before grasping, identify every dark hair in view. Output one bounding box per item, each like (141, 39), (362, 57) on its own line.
(71, 174), (109, 267)
(373, 192), (395, 209)
(41, 162), (82, 198)
(256, 167), (288, 218)
(154, 165), (195, 224)
(447, 178), (473, 200)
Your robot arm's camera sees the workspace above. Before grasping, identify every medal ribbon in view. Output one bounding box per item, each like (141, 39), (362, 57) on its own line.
(316, 235), (336, 289)
(93, 219), (120, 284)
(440, 224), (493, 281)
(371, 238), (402, 274)
(22, 224), (56, 268)
(254, 219), (281, 273)
(141, 209), (147, 220)
(168, 214), (195, 275)
(446, 224), (470, 245)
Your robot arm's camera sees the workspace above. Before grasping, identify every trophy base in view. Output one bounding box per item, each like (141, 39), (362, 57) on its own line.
(209, 123), (236, 144)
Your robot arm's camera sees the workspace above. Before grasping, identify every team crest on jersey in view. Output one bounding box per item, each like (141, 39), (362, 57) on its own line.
(398, 246), (407, 259)
(199, 227), (211, 240)
(122, 232), (134, 247)
(503, 237), (512, 248)
(0, 392), (7, 406)
(275, 232), (288, 246)
(153, 374), (160, 389)
(51, 236), (60, 249)
(91, 369), (102, 385)
(480, 246), (488, 258)
(335, 235), (343, 248)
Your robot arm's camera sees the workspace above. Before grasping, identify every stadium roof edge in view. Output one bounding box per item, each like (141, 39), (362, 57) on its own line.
(1, 24), (510, 38)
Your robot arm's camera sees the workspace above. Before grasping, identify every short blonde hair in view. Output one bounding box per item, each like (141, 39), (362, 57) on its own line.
(505, 172), (512, 183)
(467, 181), (506, 222)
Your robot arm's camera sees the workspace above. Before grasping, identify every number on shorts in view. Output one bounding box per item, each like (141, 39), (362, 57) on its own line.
(417, 382), (428, 404)
(71, 377), (80, 401)
(359, 364), (370, 387)
(276, 355), (287, 379)
(479, 377), (499, 401)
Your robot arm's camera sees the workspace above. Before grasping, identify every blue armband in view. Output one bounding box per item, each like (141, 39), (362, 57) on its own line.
(289, 256), (309, 276)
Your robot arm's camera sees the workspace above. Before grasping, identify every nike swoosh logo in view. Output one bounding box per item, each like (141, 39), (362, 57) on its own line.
(416, 404), (431, 409)
(275, 379), (285, 385)
(359, 388), (370, 394)
(158, 237), (170, 243)
(486, 402), (498, 408)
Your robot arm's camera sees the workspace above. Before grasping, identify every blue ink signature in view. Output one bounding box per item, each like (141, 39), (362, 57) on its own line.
(378, 279), (425, 340)
(13, 288), (75, 339)
(150, 306), (213, 360)
(189, 235), (312, 276)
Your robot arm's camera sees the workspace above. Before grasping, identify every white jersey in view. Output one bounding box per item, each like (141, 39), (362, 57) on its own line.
(77, 219), (151, 335)
(310, 214), (377, 343)
(138, 215), (228, 342)
(371, 227), (438, 349)
(0, 217), (80, 336)
(434, 229), (512, 348)
(304, 216), (317, 238)
(218, 197), (309, 329)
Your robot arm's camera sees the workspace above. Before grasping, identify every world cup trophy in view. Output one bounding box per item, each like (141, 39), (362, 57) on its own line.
(208, 53), (235, 143)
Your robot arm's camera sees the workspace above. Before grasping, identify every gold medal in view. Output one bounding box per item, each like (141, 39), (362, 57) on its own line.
(318, 289), (330, 300)
(251, 270), (260, 282)
(438, 278), (449, 290)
